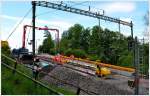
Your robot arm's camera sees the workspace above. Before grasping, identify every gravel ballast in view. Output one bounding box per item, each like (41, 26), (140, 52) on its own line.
(42, 65), (135, 95)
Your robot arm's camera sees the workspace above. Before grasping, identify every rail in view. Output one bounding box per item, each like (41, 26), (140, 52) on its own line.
(37, 56), (96, 76)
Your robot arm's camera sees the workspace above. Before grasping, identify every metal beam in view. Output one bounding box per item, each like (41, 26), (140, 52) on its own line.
(134, 36), (139, 95)
(34, 1), (132, 27)
(119, 20), (120, 33)
(32, 1), (36, 57)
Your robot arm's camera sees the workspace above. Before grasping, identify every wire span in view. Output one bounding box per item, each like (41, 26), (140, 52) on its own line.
(6, 8), (32, 40)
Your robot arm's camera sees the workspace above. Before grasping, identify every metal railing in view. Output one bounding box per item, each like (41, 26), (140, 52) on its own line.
(1, 54), (61, 95)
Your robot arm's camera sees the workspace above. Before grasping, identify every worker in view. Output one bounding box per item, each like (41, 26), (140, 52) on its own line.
(70, 55), (74, 60)
(32, 58), (42, 80)
(96, 64), (102, 77)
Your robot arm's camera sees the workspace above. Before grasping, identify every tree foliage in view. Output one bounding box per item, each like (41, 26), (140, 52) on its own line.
(38, 30), (55, 54)
(60, 24), (149, 71)
(1, 40), (11, 55)
(39, 23), (149, 75)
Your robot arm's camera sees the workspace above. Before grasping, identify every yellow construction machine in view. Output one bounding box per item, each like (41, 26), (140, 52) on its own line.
(95, 64), (111, 77)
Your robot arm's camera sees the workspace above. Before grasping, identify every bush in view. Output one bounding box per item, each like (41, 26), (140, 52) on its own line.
(88, 55), (100, 61)
(72, 49), (87, 58)
(118, 53), (133, 68)
(64, 48), (73, 56)
(59, 48), (65, 54)
(1, 41), (11, 56)
(64, 49), (87, 58)
(49, 48), (57, 55)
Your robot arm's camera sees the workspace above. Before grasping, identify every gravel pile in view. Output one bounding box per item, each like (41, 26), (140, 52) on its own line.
(42, 65), (134, 95)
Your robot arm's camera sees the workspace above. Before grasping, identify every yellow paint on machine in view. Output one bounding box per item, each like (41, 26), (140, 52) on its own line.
(96, 67), (111, 76)
(62, 55), (135, 72)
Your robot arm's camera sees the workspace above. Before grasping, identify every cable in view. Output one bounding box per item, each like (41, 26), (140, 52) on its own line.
(35, 1), (62, 17)
(26, 22), (32, 47)
(36, 1), (89, 17)
(68, 1), (89, 7)
(6, 8), (32, 40)
(36, 9), (57, 17)
(26, 16), (37, 48)
(69, 1), (104, 14)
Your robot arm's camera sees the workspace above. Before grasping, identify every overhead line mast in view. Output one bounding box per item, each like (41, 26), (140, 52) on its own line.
(34, 1), (132, 27)
(32, 1), (36, 57)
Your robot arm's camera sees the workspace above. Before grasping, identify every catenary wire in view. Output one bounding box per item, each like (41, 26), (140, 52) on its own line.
(6, 8), (32, 40)
(36, 1), (89, 17)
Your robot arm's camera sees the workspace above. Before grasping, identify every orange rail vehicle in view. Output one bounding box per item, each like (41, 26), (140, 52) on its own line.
(52, 55), (69, 64)
(62, 55), (135, 73)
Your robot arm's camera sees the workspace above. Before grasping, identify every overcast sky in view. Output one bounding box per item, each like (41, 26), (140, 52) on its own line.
(1, 0), (148, 52)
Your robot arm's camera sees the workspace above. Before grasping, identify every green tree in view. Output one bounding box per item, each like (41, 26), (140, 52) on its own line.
(1, 41), (11, 55)
(80, 28), (90, 52)
(60, 31), (70, 52)
(67, 24), (84, 49)
(89, 26), (102, 55)
(59, 23), (139, 68)
(118, 52), (133, 67)
(143, 43), (149, 76)
(60, 24), (85, 53)
(38, 29), (54, 54)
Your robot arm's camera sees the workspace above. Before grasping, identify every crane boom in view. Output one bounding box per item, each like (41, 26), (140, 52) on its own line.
(22, 25), (59, 48)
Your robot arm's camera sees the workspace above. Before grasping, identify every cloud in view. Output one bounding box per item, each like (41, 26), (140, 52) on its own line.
(143, 27), (149, 41)
(97, 2), (136, 14)
(1, 15), (19, 20)
(1, 15), (74, 51)
(120, 17), (132, 22)
(1, 15), (73, 31)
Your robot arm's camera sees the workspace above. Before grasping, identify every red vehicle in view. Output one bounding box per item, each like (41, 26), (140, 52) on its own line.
(12, 25), (59, 64)
(52, 54), (69, 64)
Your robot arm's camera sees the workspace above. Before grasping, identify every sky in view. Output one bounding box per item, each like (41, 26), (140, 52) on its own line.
(0, 0), (149, 52)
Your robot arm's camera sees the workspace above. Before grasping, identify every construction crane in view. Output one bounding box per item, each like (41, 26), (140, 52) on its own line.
(12, 25), (59, 64)
(22, 25), (59, 49)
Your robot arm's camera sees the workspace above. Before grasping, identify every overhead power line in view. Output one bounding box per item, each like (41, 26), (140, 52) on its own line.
(26, 22), (32, 46)
(36, 9), (57, 17)
(36, 1), (89, 17)
(69, 1), (104, 13)
(34, 1), (132, 26)
(68, 1), (89, 7)
(6, 8), (32, 40)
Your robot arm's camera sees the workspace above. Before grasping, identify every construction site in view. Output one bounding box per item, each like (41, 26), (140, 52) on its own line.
(1, 1), (149, 95)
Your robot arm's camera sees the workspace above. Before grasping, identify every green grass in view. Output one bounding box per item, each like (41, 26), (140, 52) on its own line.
(50, 84), (76, 95)
(2, 65), (52, 95)
(1, 58), (75, 95)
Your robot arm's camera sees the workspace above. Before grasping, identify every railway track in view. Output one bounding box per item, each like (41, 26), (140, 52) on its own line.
(38, 55), (133, 79)
(7, 54), (148, 95)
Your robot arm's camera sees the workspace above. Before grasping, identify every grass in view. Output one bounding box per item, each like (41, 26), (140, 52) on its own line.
(50, 84), (76, 95)
(2, 65), (51, 95)
(1, 57), (75, 95)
